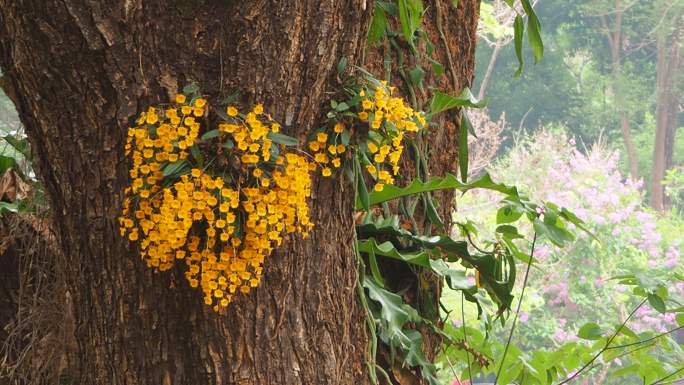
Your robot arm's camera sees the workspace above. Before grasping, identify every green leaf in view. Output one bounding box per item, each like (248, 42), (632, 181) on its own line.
(612, 364), (640, 379)
(557, 207), (599, 242)
(397, 0), (424, 46)
(366, 243), (385, 287)
(429, 259), (475, 290)
(361, 172), (518, 208)
(497, 205), (523, 224)
(409, 65), (426, 90)
(429, 88), (486, 115)
(3, 135), (29, 157)
(513, 15), (524, 77)
(162, 160), (189, 177)
(189, 144), (203, 165)
(459, 112), (471, 183)
(648, 293), (667, 313)
(424, 194), (444, 229)
(182, 83), (199, 95)
(676, 313), (684, 327)
(578, 323), (603, 340)
(0, 155), (17, 174)
(357, 238), (431, 268)
(429, 58), (444, 77)
(496, 224), (523, 239)
(267, 132), (299, 146)
(363, 275), (421, 340)
(337, 56), (348, 74)
(335, 102), (349, 112)
(0, 201), (19, 213)
(356, 234), (514, 311)
(367, 5), (388, 45)
(533, 214), (574, 247)
(200, 129), (219, 141)
(354, 155), (370, 210)
(222, 138), (234, 149)
(362, 277), (441, 385)
(521, 0), (544, 63)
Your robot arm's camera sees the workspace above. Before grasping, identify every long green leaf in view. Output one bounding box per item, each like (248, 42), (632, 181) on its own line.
(356, 235), (514, 311)
(360, 172), (518, 208)
(429, 88), (486, 115)
(267, 132), (299, 146)
(521, 0), (543, 63)
(513, 15), (524, 77)
(355, 155), (370, 210)
(367, 5), (388, 45)
(0, 155), (17, 174)
(162, 160), (189, 177)
(363, 277), (441, 385)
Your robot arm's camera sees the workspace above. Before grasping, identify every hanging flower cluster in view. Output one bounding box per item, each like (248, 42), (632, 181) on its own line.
(311, 79), (426, 191)
(359, 81), (426, 191)
(307, 124), (347, 177)
(119, 93), (314, 310)
(118, 78), (422, 311)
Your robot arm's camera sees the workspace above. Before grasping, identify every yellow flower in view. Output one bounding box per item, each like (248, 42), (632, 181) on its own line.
(316, 132), (328, 143)
(175, 94), (186, 104)
(358, 112), (369, 120)
(322, 167), (332, 177)
(374, 183), (385, 192)
(362, 99), (373, 110)
(194, 98), (207, 108)
(332, 158), (341, 168)
(227, 106), (238, 117)
(253, 104), (264, 114)
(367, 142), (378, 154)
(334, 122), (344, 133)
(314, 153), (329, 163)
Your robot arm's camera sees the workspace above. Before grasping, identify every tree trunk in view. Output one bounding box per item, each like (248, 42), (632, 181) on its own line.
(477, 41), (502, 100)
(600, 0), (639, 180)
(650, 13), (682, 210)
(0, 1), (479, 384)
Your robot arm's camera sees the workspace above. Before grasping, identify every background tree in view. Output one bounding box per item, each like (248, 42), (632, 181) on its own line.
(0, 1), (479, 384)
(477, 0), (683, 205)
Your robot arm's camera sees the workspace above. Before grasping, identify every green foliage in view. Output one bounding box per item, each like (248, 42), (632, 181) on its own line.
(440, 130), (684, 384)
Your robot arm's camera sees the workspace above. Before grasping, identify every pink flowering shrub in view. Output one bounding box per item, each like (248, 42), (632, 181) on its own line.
(453, 130), (684, 346)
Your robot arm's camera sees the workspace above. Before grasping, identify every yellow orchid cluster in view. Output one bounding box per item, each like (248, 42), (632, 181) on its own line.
(119, 93), (314, 310)
(307, 123), (347, 177)
(359, 81), (426, 192)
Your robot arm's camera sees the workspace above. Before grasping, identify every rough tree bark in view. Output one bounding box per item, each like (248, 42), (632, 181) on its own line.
(0, 1), (479, 384)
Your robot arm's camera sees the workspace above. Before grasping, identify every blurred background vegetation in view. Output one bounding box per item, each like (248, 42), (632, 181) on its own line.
(437, 0), (684, 383)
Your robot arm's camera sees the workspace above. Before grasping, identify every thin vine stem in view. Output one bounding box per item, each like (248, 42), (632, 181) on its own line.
(352, 151), (381, 385)
(605, 325), (684, 350)
(461, 291), (473, 384)
(494, 232), (537, 385)
(555, 297), (648, 385)
(650, 366), (684, 385)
